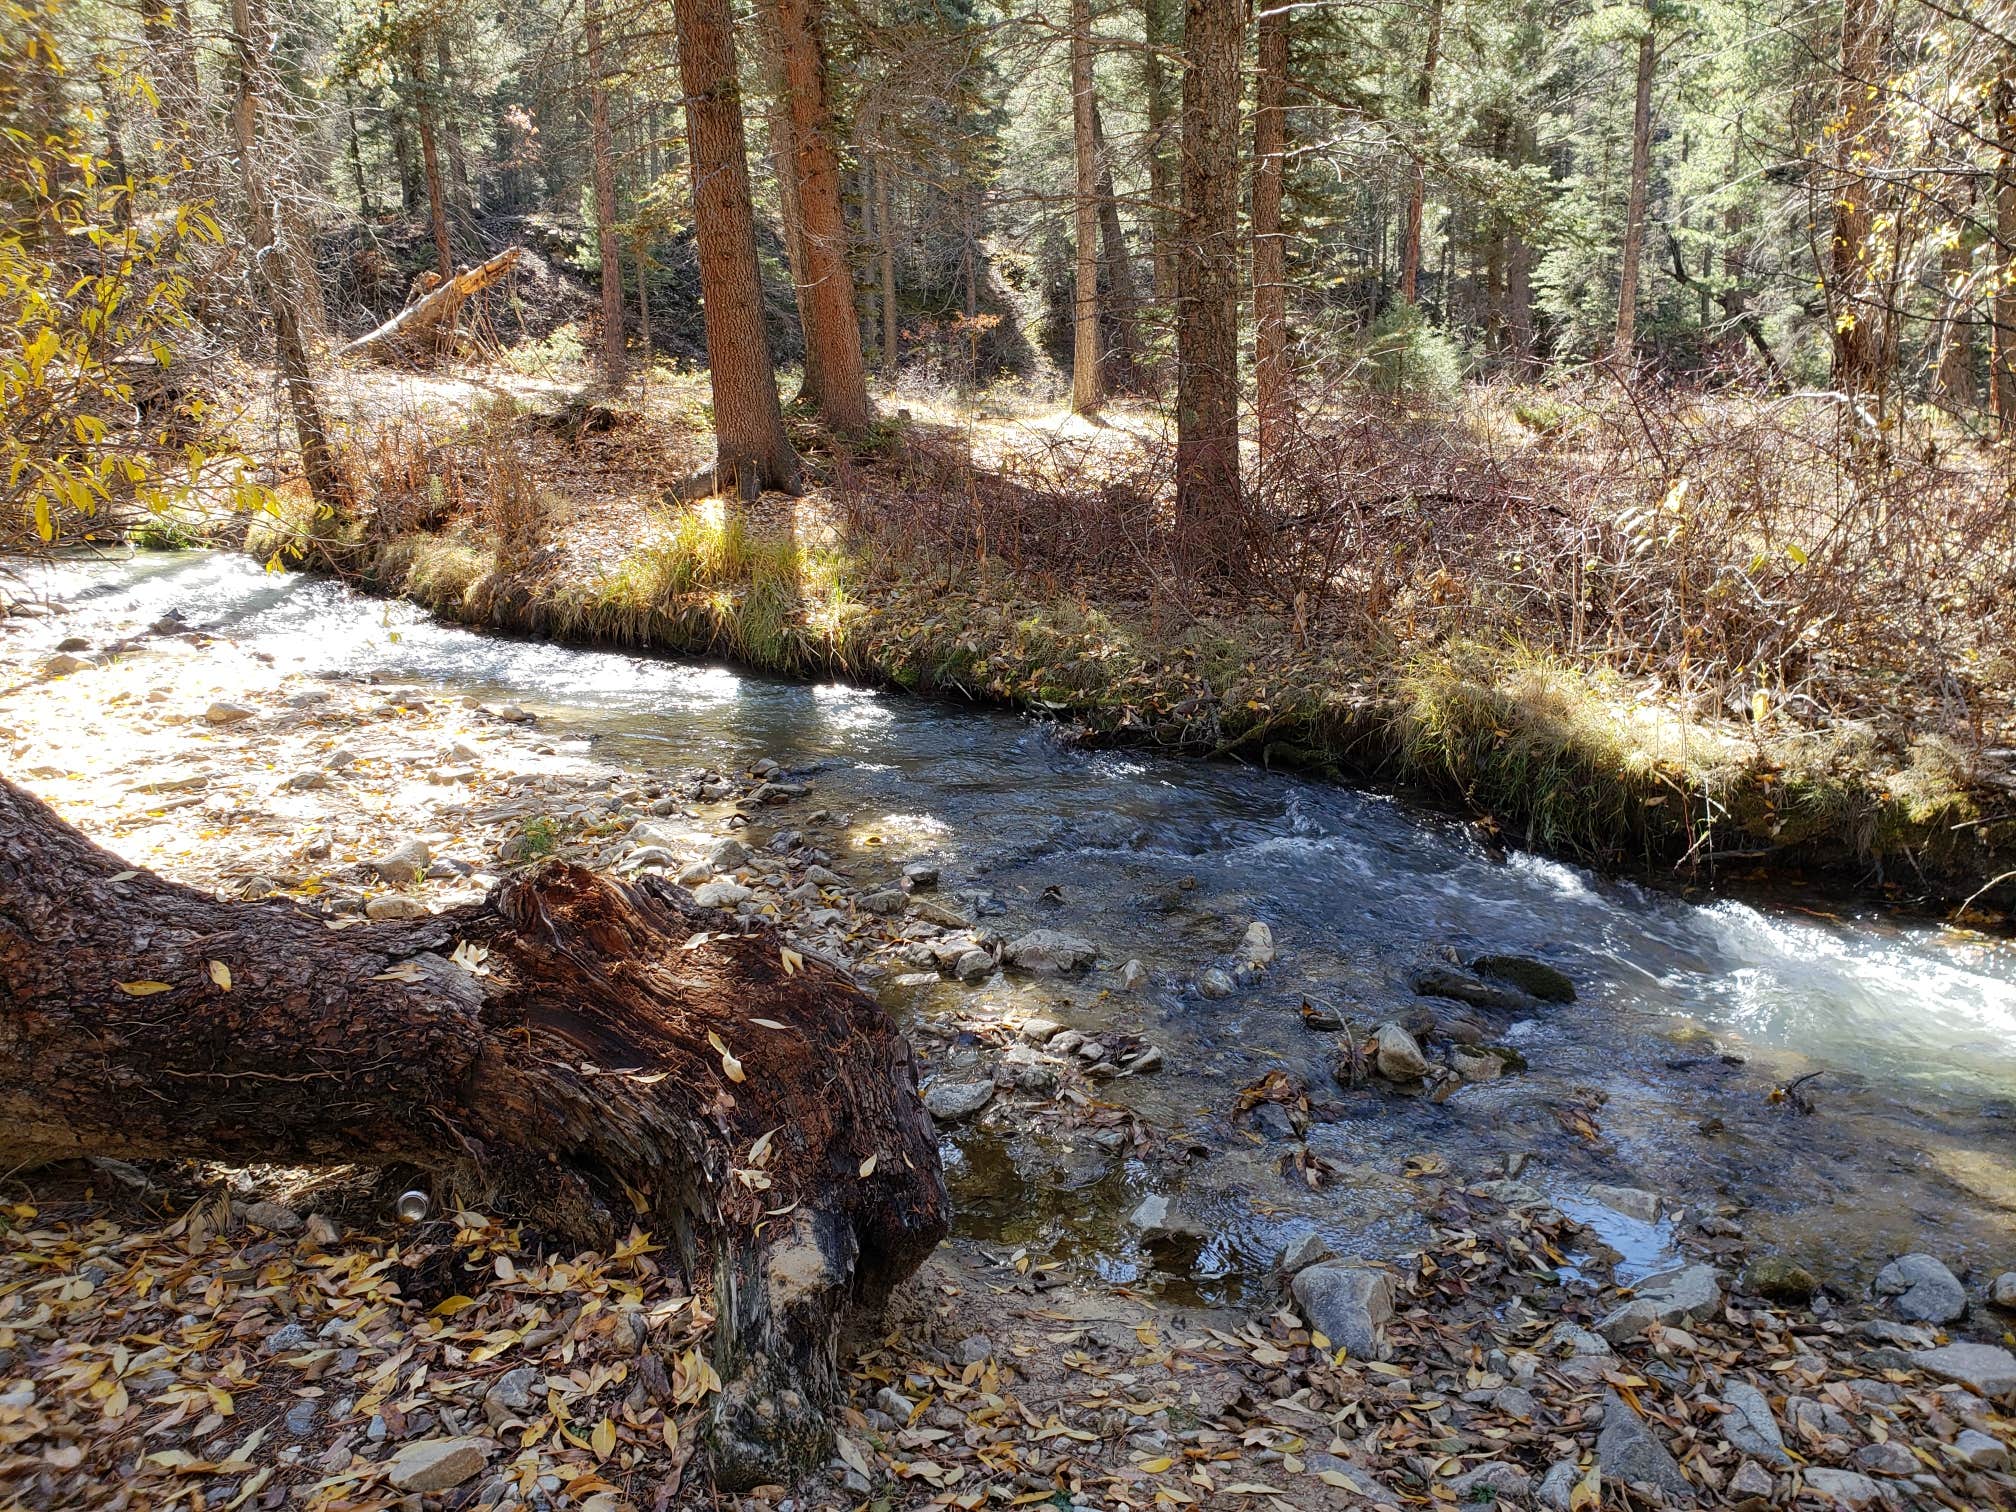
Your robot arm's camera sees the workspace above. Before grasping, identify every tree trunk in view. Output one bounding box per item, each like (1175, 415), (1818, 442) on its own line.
(636, 239), (654, 360)
(673, 0), (802, 495)
(1070, 0), (1104, 414)
(339, 247), (521, 359)
(1174, 0), (1243, 570)
(1092, 103), (1142, 391)
(756, 5), (823, 408)
(0, 777), (947, 1489)
(1831, 0), (1884, 394)
(587, 0), (627, 385)
(1993, 57), (2015, 433)
(1399, 0), (1441, 307)
(769, 0), (873, 434)
(437, 33), (475, 213)
(407, 43), (455, 280)
(1252, 0), (1288, 466)
(345, 90), (377, 218)
(1934, 236), (1975, 406)
(1614, 12), (1655, 366)
(1142, 0), (1178, 307)
(231, 0), (341, 512)
(877, 148), (899, 382)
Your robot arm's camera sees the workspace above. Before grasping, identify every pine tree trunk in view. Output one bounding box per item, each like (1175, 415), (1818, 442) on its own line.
(408, 44), (455, 280)
(1174, 0), (1243, 570)
(1614, 13), (1655, 367)
(1252, 0), (1289, 465)
(1399, 0), (1441, 307)
(1993, 59), (2016, 433)
(437, 34), (474, 213)
(1091, 103), (1142, 391)
(587, 0), (627, 385)
(673, 0), (802, 494)
(1934, 237), (1975, 406)
(0, 777), (947, 1490)
(636, 240), (654, 359)
(757, 6), (824, 407)
(1142, 0), (1177, 307)
(769, 0), (873, 434)
(231, 0), (340, 511)
(345, 91), (377, 218)
(1831, 0), (1884, 394)
(877, 149), (899, 382)
(1070, 0), (1104, 414)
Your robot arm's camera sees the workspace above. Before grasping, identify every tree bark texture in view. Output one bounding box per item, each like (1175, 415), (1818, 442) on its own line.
(769, 0), (874, 434)
(1830, 0), (1885, 394)
(673, 0), (802, 495)
(877, 149), (899, 382)
(1142, 0), (1178, 307)
(1399, 0), (1441, 307)
(1175, 0), (1243, 571)
(1092, 103), (1143, 390)
(407, 43), (456, 281)
(756, 4), (824, 408)
(1252, 0), (1289, 466)
(1614, 13), (1655, 366)
(1070, 0), (1104, 414)
(586, 0), (627, 385)
(1993, 57), (2016, 433)
(0, 776), (947, 1487)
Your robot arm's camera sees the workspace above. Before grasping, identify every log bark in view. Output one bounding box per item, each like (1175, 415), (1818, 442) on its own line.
(338, 246), (522, 359)
(0, 776), (946, 1486)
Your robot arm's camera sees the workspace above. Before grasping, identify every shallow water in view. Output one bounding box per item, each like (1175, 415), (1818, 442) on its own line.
(18, 550), (2016, 1296)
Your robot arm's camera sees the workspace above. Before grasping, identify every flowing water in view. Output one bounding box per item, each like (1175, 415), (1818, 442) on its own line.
(17, 551), (2016, 1298)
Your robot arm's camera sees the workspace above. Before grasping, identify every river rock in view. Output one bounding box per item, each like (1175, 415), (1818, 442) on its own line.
(1727, 1461), (1776, 1500)
(204, 700), (254, 725)
(1449, 1461), (1530, 1500)
(994, 1044), (1057, 1092)
(1586, 1183), (1662, 1223)
(1536, 1460), (1581, 1511)
(903, 862), (939, 889)
(1874, 1252), (1966, 1323)
(1198, 967), (1235, 999)
(1373, 1022), (1430, 1081)
(1450, 1045), (1504, 1081)
(371, 838), (430, 885)
(1991, 1273), (2016, 1309)
(706, 837), (750, 870)
(1744, 1255), (1819, 1304)
(1239, 921), (1274, 966)
(1004, 930), (1096, 974)
(1717, 1380), (1791, 1465)
(1119, 959), (1147, 991)
(1953, 1428), (2010, 1470)
(1597, 1390), (1694, 1502)
(1280, 1232), (1332, 1273)
(1291, 1263), (1393, 1360)
(1907, 1341), (2016, 1400)
(859, 889), (907, 916)
(365, 896), (429, 921)
(1800, 1467), (1887, 1508)
(1412, 966), (1530, 1010)
(1471, 953), (1576, 1002)
(43, 652), (90, 675)
(924, 1080), (995, 1122)
(1595, 1264), (1722, 1343)
(386, 1437), (490, 1493)
(951, 948), (992, 980)
(692, 879), (751, 909)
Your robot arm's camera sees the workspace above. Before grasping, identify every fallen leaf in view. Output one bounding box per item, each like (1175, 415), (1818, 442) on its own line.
(207, 960), (232, 991)
(117, 980), (172, 996)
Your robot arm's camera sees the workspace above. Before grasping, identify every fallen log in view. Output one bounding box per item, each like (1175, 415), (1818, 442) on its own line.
(337, 246), (522, 359)
(0, 775), (947, 1486)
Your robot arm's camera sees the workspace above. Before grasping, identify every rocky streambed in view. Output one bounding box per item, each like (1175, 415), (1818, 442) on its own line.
(5, 549), (2016, 1510)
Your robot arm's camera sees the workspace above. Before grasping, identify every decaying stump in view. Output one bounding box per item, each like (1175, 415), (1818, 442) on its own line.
(338, 246), (522, 360)
(0, 776), (948, 1485)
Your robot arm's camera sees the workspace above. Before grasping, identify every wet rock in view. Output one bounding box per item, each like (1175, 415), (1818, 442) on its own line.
(903, 863), (939, 889)
(1800, 1467), (1888, 1508)
(1597, 1390), (1695, 1502)
(371, 839), (431, 885)
(1874, 1252), (1966, 1323)
(1017, 1017), (1063, 1044)
(365, 896), (430, 921)
(1991, 1273), (2016, 1310)
(204, 701), (255, 725)
(994, 1045), (1057, 1093)
(1536, 1459), (1581, 1511)
(859, 889), (907, 916)
(1249, 1103), (1298, 1142)
(1727, 1461), (1776, 1499)
(1595, 1264), (1722, 1343)
(1470, 953), (1576, 1002)
(1119, 959), (1147, 991)
(692, 879), (752, 910)
(1291, 1264), (1393, 1361)
(1280, 1233), (1332, 1273)
(1907, 1341), (2016, 1400)
(1300, 999), (1344, 1031)
(923, 1080), (994, 1122)
(1198, 968), (1235, 999)
(1744, 1255), (1819, 1304)
(1717, 1381), (1791, 1465)
(1004, 930), (1096, 974)
(1373, 1022), (1430, 1081)
(951, 949), (993, 980)
(244, 1200), (302, 1234)
(44, 652), (91, 675)
(1239, 921), (1274, 966)
(1412, 966), (1529, 1010)
(1953, 1428), (2009, 1470)
(1586, 1183), (1661, 1223)
(386, 1438), (490, 1493)
(1449, 1460), (1531, 1500)
(1449, 1045), (1504, 1081)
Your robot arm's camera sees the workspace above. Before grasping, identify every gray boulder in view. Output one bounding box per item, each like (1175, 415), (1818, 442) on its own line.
(371, 838), (430, 885)
(1292, 1263), (1394, 1361)
(1471, 953), (1576, 1002)
(1907, 1341), (2016, 1401)
(1597, 1390), (1695, 1502)
(923, 1080), (995, 1122)
(1373, 1022), (1430, 1080)
(1005, 930), (1097, 973)
(1800, 1468), (1887, 1508)
(1716, 1380), (1790, 1465)
(1874, 1252), (1965, 1323)
(1595, 1263), (1722, 1343)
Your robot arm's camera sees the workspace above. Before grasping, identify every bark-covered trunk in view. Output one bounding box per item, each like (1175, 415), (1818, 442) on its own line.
(1399, 0), (1441, 307)
(769, 0), (873, 434)
(757, 5), (823, 407)
(0, 776), (947, 1488)
(407, 43), (455, 280)
(1614, 11), (1655, 366)
(231, 0), (340, 512)
(586, 0), (627, 385)
(877, 148), (899, 382)
(1174, 0), (1243, 571)
(1993, 58), (2016, 433)
(1070, 0), (1104, 414)
(1934, 236), (1975, 406)
(673, 0), (802, 495)
(1091, 105), (1143, 391)
(1142, 0), (1178, 307)
(1831, 0), (1884, 394)
(1252, 0), (1288, 465)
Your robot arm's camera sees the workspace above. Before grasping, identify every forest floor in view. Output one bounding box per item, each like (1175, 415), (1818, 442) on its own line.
(222, 356), (2016, 919)
(6, 584), (2016, 1511)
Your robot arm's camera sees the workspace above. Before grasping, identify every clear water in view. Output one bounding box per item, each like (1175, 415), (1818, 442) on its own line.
(17, 550), (2016, 1296)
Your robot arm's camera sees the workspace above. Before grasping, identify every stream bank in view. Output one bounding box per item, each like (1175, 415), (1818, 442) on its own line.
(4, 549), (2016, 1510)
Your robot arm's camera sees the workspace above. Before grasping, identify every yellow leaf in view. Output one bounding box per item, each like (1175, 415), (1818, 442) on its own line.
(707, 1030), (745, 1083)
(591, 1417), (616, 1459)
(207, 960), (232, 991)
(117, 980), (172, 995)
(859, 1154), (878, 1178)
(779, 946), (803, 976)
(1569, 1464), (1600, 1512)
(1139, 1456), (1174, 1473)
(430, 1295), (480, 1317)
(749, 1017), (789, 1030)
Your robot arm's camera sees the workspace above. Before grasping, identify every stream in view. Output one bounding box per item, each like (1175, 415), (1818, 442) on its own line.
(17, 550), (2016, 1303)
